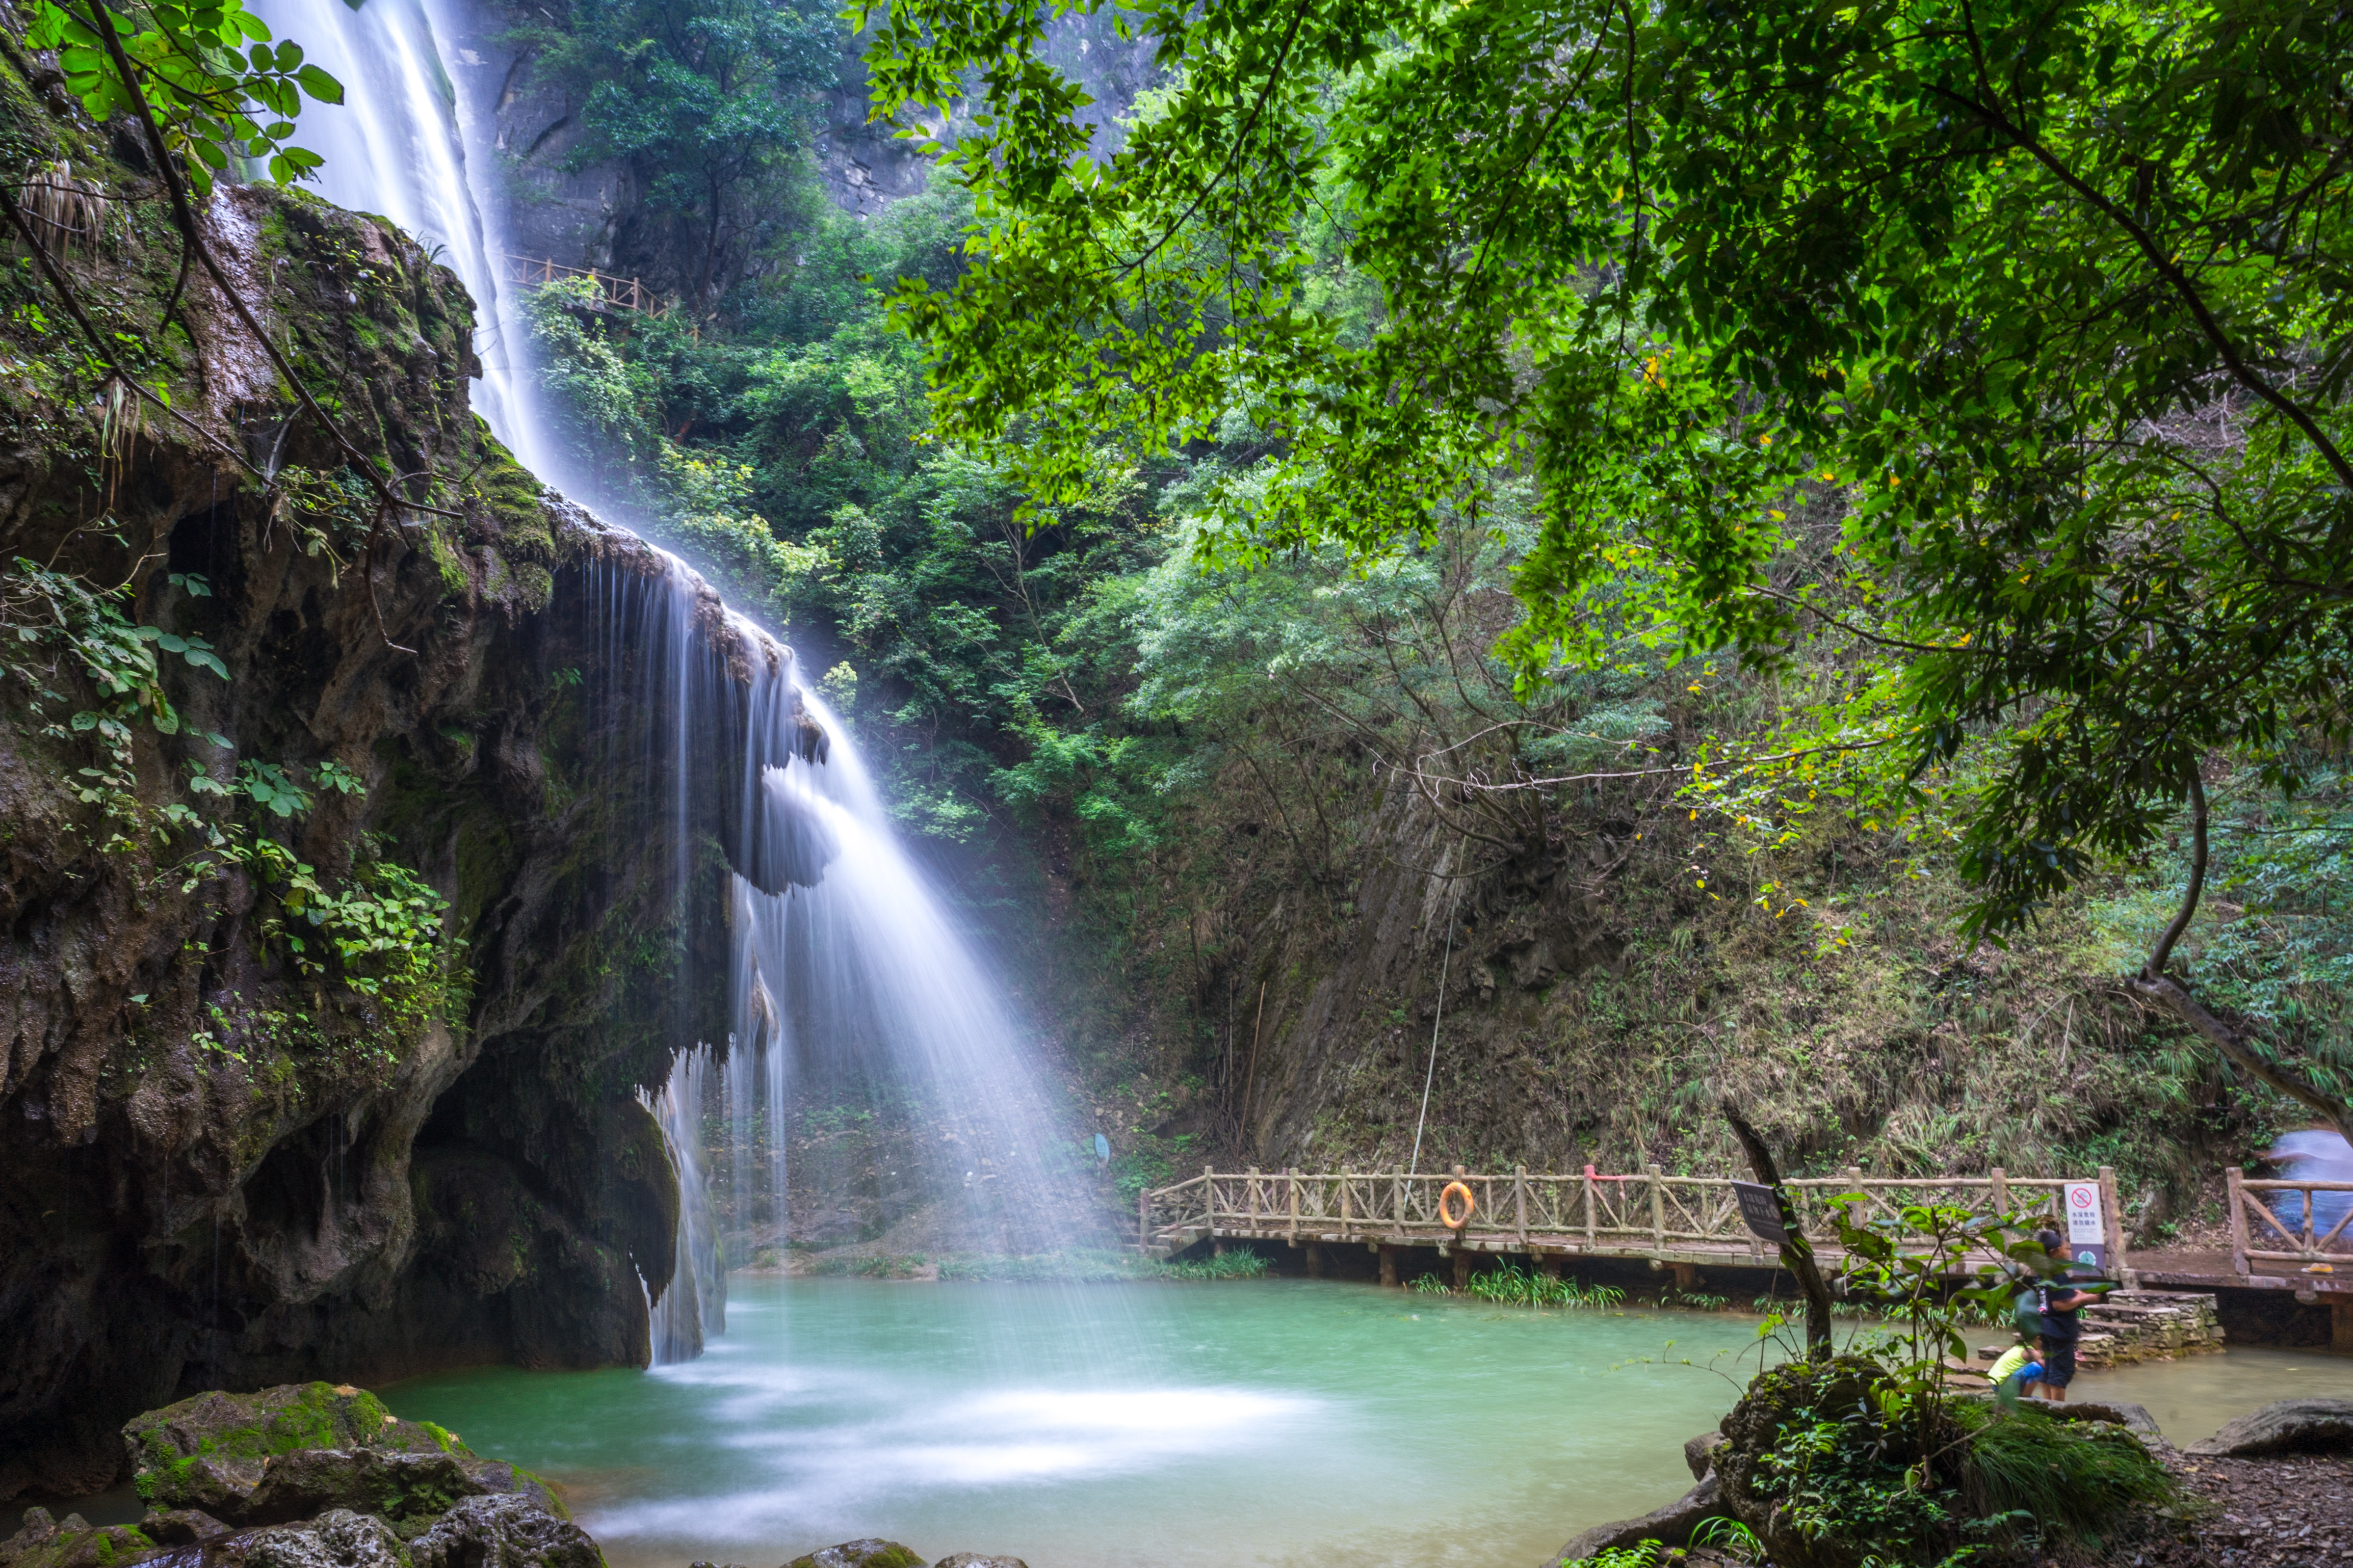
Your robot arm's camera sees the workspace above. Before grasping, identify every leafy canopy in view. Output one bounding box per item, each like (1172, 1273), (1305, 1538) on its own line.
(28, 0), (343, 191)
(858, 0), (2353, 949)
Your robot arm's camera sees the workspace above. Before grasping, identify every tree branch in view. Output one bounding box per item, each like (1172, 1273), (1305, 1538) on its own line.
(1924, 71), (2353, 495)
(2131, 767), (2353, 1140)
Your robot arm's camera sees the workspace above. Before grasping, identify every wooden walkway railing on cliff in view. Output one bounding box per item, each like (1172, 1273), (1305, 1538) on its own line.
(1140, 1165), (2353, 1301)
(503, 254), (660, 316)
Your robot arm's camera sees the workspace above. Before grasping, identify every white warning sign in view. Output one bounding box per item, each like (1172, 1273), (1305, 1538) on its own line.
(2064, 1181), (2104, 1245)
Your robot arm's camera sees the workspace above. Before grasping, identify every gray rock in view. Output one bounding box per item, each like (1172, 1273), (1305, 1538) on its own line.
(0, 1510), (59, 1565)
(1548, 1475), (1723, 1566)
(1683, 1430), (1723, 1480)
(410, 1495), (604, 1568)
(2186, 1396), (2353, 1456)
(2038, 1399), (2165, 1443)
(1959, 1393), (2166, 1444)
(783, 1545), (925, 1568)
(934, 1557), (1030, 1568)
(212, 1509), (407, 1568)
(139, 1510), (231, 1547)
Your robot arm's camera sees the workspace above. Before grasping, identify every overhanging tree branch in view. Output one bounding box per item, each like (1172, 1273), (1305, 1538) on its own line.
(2129, 766), (2353, 1141)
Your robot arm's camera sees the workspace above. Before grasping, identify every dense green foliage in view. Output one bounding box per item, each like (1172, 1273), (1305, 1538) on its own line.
(517, 0), (839, 301)
(28, 0), (343, 192)
(852, 0), (2353, 1124)
(500, 0), (2350, 1194)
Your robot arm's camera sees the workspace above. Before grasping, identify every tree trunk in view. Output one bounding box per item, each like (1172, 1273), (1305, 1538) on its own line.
(1722, 1102), (1835, 1362)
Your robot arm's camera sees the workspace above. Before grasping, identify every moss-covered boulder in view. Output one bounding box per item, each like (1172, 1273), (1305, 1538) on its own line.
(784, 1544), (925, 1568)
(1712, 1357), (1968, 1568)
(122, 1384), (566, 1530)
(0, 1509), (157, 1568)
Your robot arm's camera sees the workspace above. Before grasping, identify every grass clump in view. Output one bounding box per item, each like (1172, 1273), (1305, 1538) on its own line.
(1956, 1401), (2175, 1551)
(1461, 1262), (1628, 1308)
(1154, 1250), (1269, 1280)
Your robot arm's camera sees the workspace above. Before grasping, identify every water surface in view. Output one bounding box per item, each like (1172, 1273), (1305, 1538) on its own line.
(2071, 1345), (2353, 1441)
(388, 1275), (1773, 1568)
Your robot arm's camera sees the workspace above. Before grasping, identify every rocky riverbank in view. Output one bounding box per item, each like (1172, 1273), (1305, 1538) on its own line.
(0, 1384), (1029, 1568)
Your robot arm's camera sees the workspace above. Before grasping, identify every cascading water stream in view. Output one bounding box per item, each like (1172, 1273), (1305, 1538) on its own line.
(250, 0), (556, 479)
(263, 0), (1086, 1369)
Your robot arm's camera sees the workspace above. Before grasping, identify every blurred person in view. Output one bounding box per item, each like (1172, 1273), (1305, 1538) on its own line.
(2263, 1128), (2353, 1249)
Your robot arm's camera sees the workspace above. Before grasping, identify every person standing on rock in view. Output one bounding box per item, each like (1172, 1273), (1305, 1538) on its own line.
(2030, 1228), (2101, 1402)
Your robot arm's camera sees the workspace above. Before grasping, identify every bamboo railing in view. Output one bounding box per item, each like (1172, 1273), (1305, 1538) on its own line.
(1139, 1165), (2098, 1258)
(2227, 1170), (2353, 1271)
(503, 254), (660, 316)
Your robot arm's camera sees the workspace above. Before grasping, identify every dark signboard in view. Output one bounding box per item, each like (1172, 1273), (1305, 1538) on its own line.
(1733, 1180), (1789, 1243)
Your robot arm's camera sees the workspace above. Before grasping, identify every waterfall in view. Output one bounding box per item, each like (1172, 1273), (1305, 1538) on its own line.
(250, 0), (556, 479)
(267, 0), (1087, 1371)
(645, 1047), (727, 1363)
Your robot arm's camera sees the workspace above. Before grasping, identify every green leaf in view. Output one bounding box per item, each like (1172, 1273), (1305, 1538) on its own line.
(293, 62), (343, 104)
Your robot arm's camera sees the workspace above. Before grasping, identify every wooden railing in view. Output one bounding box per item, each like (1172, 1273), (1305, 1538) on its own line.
(1140, 1165), (2097, 1256)
(503, 254), (660, 315)
(2228, 1169), (2353, 1271)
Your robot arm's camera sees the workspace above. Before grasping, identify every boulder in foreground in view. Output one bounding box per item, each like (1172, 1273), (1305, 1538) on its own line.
(123, 1383), (566, 1529)
(785, 1546), (925, 1568)
(2186, 1396), (2353, 1457)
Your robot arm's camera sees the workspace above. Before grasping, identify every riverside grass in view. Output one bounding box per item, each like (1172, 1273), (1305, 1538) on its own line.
(1955, 1401), (2176, 1549)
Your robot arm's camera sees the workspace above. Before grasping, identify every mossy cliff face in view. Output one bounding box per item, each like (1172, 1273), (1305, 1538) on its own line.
(0, 36), (784, 1496)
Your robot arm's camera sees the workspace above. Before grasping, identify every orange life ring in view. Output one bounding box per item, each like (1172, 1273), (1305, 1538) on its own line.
(1440, 1180), (1476, 1229)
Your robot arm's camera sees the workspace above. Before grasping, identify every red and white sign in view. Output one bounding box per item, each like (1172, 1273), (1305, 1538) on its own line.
(2064, 1181), (2104, 1245)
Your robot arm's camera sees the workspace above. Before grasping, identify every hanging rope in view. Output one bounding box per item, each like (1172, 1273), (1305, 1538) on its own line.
(1408, 868), (1465, 1176)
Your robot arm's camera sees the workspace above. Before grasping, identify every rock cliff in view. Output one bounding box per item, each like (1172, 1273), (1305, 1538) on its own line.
(0, 31), (799, 1497)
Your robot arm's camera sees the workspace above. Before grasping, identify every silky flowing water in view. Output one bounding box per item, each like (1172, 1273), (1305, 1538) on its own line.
(386, 1278), (1770, 1568)
(376, 1279), (2353, 1568)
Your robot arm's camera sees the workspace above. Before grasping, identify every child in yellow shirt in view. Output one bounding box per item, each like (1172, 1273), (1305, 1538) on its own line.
(1989, 1338), (2046, 1407)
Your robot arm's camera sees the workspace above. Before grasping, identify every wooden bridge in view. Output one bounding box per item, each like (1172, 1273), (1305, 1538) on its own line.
(1138, 1164), (2353, 1307)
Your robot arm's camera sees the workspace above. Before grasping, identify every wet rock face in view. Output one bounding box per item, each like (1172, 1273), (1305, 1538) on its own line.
(0, 52), (788, 1495)
(783, 1546), (926, 1568)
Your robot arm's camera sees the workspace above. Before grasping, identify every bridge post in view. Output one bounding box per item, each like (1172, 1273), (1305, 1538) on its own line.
(2098, 1165), (2135, 1286)
(1248, 1166), (1260, 1236)
(1202, 1163), (1215, 1243)
(2227, 1167), (2251, 1278)
(1583, 1165), (1596, 1241)
(1138, 1186), (1148, 1250)
(1648, 1164), (1665, 1248)
(1990, 1166), (2009, 1219)
(1379, 1244), (1398, 1287)
(1514, 1165), (1528, 1247)
(1288, 1166), (1300, 1243)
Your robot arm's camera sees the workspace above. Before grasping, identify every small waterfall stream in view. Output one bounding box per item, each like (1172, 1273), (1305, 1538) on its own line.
(257, 0), (1080, 1368)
